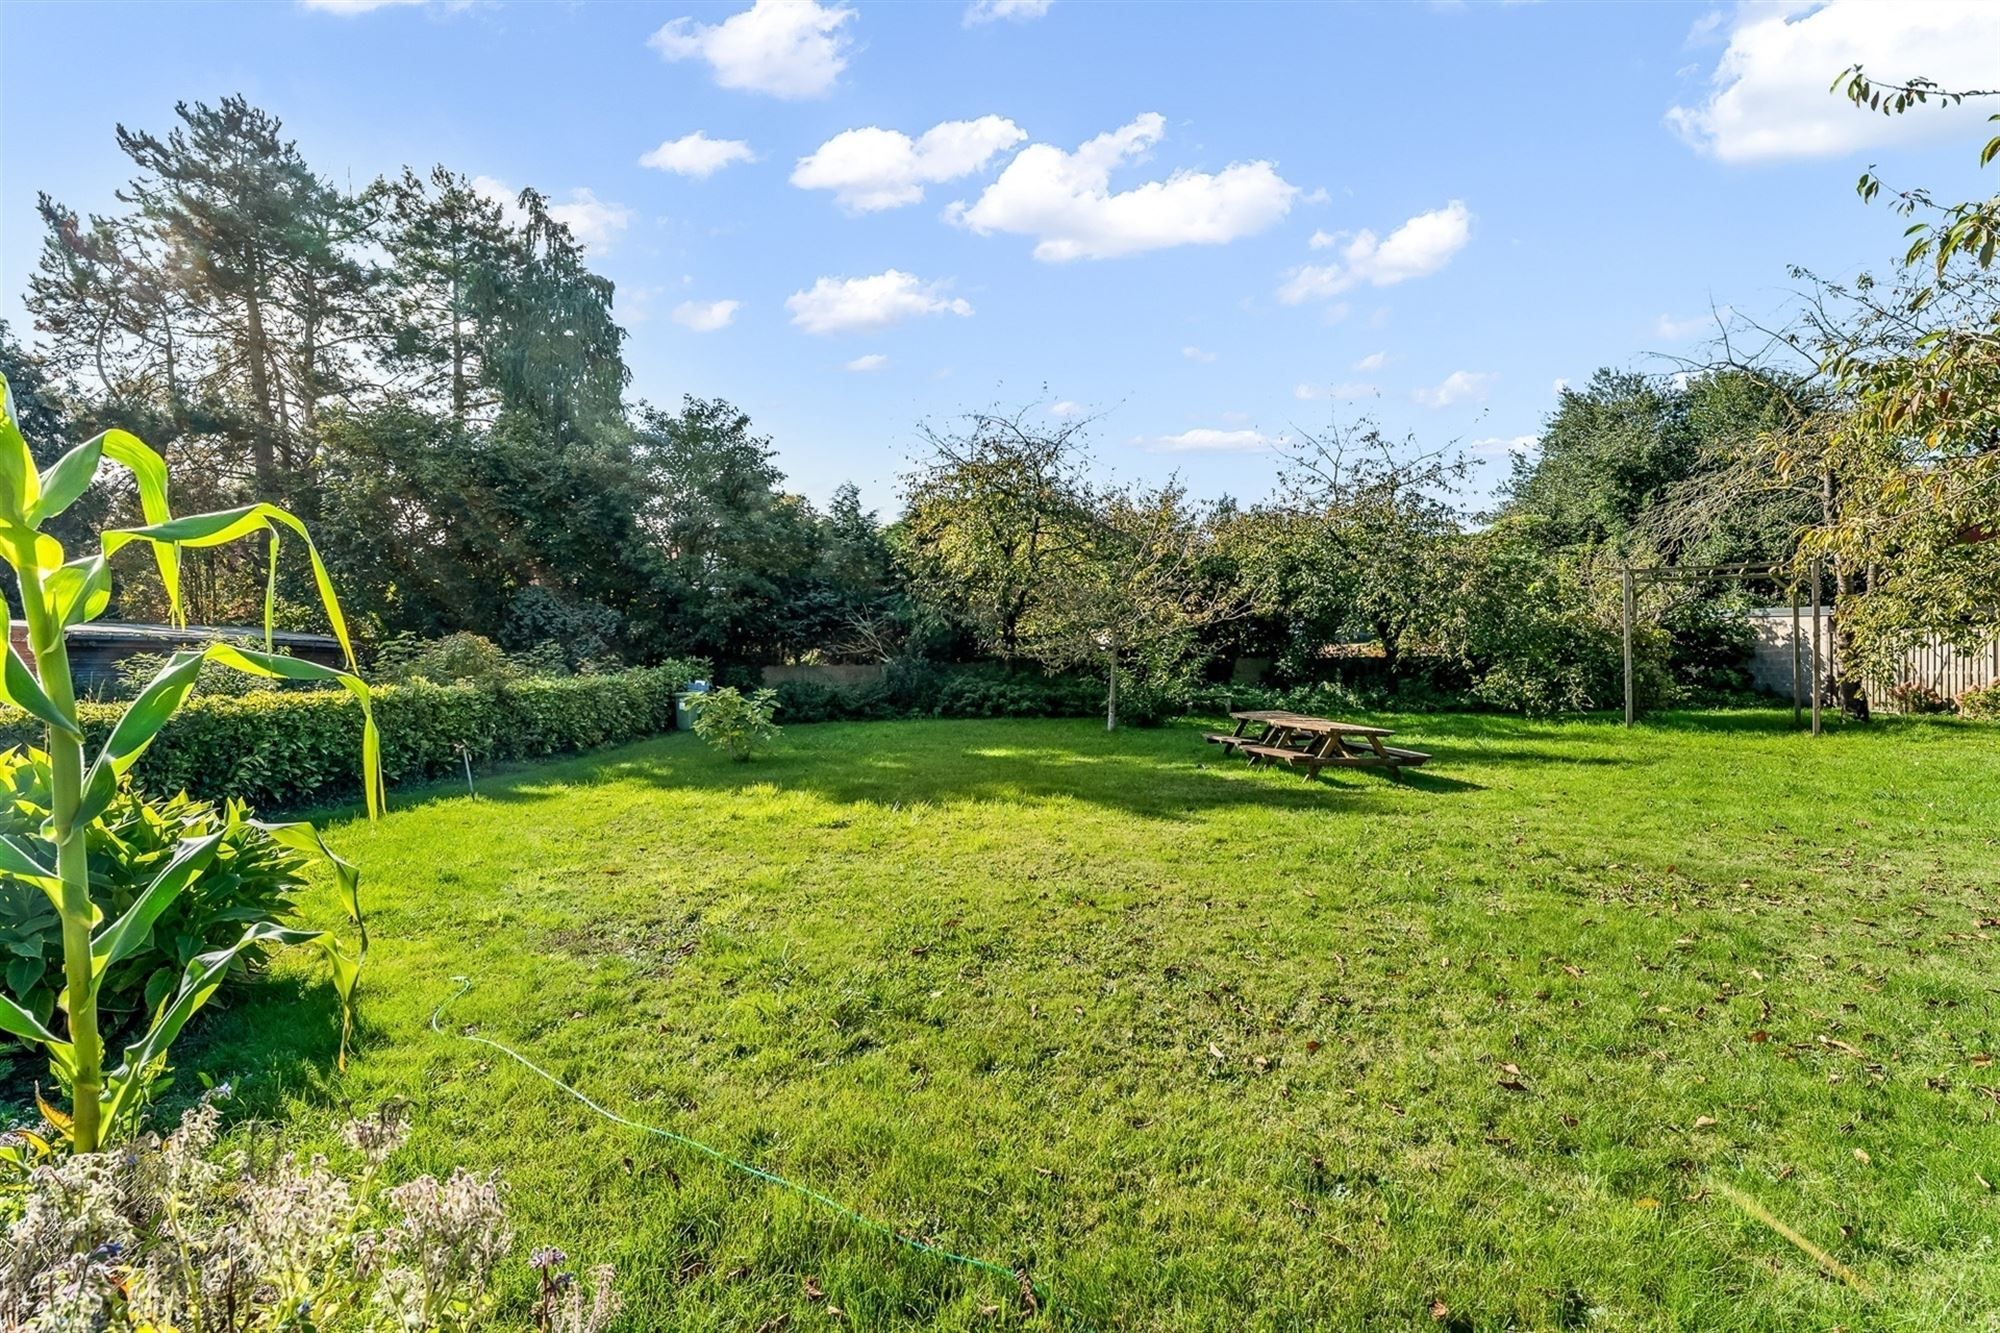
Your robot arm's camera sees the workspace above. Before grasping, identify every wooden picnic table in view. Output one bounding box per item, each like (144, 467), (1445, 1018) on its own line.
(1204, 709), (1429, 779)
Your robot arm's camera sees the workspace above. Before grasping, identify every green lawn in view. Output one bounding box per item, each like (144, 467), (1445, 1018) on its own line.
(173, 712), (2000, 1329)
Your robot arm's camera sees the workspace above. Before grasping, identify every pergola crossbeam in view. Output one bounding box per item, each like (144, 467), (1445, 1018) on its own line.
(1621, 560), (1824, 735)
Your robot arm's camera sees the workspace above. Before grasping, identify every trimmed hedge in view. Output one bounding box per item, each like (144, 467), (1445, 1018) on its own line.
(769, 662), (1108, 725)
(0, 665), (698, 811)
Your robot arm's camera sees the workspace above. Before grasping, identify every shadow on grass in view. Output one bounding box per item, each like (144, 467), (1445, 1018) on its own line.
(0, 971), (347, 1125)
(431, 719), (1498, 822)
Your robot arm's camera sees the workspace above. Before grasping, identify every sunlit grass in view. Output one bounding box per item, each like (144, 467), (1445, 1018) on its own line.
(104, 712), (2000, 1329)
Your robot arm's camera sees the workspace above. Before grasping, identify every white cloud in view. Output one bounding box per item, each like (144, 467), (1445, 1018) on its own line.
(299, 0), (442, 12)
(786, 270), (972, 335)
(1182, 345), (1216, 363)
(1146, 427), (1282, 453)
(671, 298), (741, 331)
(793, 117), (1026, 212)
(844, 353), (890, 371)
(1655, 306), (1731, 340)
(650, 0), (854, 100)
(1307, 228), (1337, 250)
(1667, 1), (2000, 162)
(1469, 434), (1537, 459)
(547, 190), (633, 253)
(1049, 399), (1086, 417)
(947, 113), (1297, 261)
(1354, 351), (1388, 371)
(1278, 201), (1472, 303)
(640, 131), (758, 178)
(1412, 370), (1494, 409)
(470, 177), (633, 254)
(964, 0), (1050, 24)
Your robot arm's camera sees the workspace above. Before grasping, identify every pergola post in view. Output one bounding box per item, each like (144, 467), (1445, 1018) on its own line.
(1809, 557), (1823, 737)
(1790, 582), (1802, 728)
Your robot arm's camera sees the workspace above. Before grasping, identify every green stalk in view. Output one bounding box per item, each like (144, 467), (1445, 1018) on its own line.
(20, 564), (101, 1152)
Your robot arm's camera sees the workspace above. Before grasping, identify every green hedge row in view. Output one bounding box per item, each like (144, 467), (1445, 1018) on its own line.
(0, 665), (700, 811)
(766, 662), (1109, 724)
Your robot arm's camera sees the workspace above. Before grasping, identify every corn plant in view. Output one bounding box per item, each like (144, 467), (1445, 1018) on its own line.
(0, 372), (379, 1152)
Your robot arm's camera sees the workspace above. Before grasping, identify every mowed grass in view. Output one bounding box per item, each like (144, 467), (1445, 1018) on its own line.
(165, 713), (2000, 1328)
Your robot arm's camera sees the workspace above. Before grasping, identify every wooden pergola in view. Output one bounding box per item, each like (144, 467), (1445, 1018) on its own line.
(1621, 559), (1826, 735)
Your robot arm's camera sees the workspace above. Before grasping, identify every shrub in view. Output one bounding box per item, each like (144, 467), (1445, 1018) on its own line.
(1958, 682), (2000, 719)
(0, 662), (706, 812)
(1661, 598), (1758, 703)
(686, 686), (781, 761)
(0, 751), (311, 1061)
(373, 631), (524, 687)
(1887, 678), (1954, 715)
(0, 1096), (621, 1331)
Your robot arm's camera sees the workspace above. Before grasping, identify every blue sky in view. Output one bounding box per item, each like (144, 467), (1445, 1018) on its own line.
(4, 0), (1997, 514)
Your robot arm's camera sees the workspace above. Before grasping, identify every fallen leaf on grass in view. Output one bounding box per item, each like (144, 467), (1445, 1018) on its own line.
(1429, 1298), (1451, 1322)
(1852, 1148), (1871, 1166)
(1635, 1197), (1660, 1209)
(804, 1276), (825, 1302)
(1208, 1042), (1227, 1060)
(1497, 1078), (1530, 1093)
(1746, 1030), (1770, 1043)
(1694, 1115), (1719, 1130)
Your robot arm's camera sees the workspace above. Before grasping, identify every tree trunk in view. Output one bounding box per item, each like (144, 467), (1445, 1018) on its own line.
(243, 284), (279, 494)
(1105, 650), (1118, 731)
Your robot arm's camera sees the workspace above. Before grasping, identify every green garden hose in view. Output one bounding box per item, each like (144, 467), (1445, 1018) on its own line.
(431, 978), (1090, 1327)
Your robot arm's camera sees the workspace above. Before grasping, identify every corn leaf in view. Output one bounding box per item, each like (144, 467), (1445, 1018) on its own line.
(103, 920), (361, 1128)
(29, 434), (106, 527)
(0, 371), (43, 523)
(90, 831), (225, 980)
(93, 430), (179, 621)
(0, 597), (81, 740)
(47, 555), (112, 628)
(0, 989), (61, 1046)
(105, 504), (360, 671)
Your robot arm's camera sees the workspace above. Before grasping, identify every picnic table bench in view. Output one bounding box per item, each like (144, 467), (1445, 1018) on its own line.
(1205, 709), (1430, 779)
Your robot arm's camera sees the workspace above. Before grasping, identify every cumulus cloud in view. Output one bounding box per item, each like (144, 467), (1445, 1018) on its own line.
(1146, 427), (1282, 453)
(1667, 1), (2000, 162)
(964, 0), (1050, 23)
(650, 0), (854, 99)
(786, 270), (973, 335)
(299, 0), (449, 13)
(1469, 434), (1537, 459)
(640, 132), (758, 178)
(947, 113), (1297, 261)
(844, 353), (890, 371)
(1354, 351), (1388, 371)
(1182, 345), (1216, 363)
(1655, 306), (1732, 340)
(471, 177), (632, 254)
(792, 117), (1026, 212)
(1412, 370), (1494, 409)
(1278, 201), (1471, 303)
(672, 299), (741, 331)
(1049, 400), (1087, 417)
(1307, 228), (1337, 250)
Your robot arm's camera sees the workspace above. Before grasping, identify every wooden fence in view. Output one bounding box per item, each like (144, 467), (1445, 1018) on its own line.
(1745, 608), (1999, 711)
